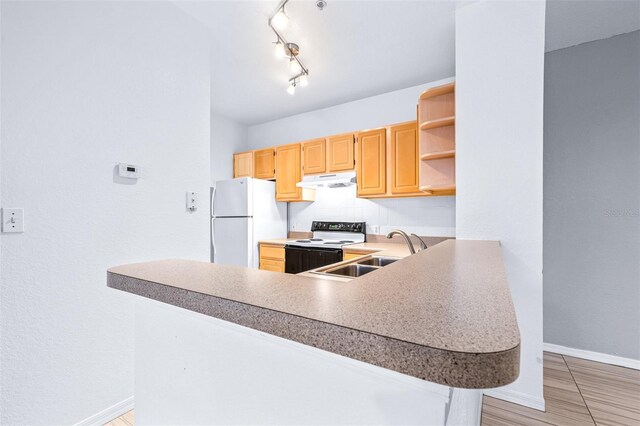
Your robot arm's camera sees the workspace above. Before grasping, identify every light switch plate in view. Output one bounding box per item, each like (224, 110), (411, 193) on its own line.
(2, 208), (24, 233)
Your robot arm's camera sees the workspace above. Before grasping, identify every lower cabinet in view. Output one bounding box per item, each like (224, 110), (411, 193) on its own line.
(343, 249), (374, 261)
(260, 258), (285, 273)
(259, 243), (285, 272)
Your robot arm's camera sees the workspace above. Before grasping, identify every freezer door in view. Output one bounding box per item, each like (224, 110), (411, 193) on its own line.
(212, 178), (252, 217)
(211, 217), (253, 267)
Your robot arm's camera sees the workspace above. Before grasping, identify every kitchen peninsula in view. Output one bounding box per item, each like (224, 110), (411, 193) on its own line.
(108, 239), (519, 425)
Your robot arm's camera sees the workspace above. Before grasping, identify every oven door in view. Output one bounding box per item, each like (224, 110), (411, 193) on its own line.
(285, 246), (343, 274)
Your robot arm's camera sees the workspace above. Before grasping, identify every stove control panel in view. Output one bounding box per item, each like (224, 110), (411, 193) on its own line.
(311, 221), (366, 234)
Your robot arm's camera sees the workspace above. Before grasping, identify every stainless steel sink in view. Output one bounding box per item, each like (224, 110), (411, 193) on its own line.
(356, 256), (399, 267)
(324, 264), (379, 277)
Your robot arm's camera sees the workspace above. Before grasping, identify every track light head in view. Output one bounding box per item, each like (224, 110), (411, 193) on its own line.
(274, 40), (285, 59)
(287, 81), (296, 95)
(271, 8), (288, 30)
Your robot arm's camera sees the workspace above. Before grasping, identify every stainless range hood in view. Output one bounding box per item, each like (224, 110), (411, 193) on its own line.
(296, 171), (356, 189)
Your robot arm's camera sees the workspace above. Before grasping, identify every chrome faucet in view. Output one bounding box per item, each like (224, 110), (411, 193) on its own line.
(411, 234), (428, 251)
(386, 230), (416, 254)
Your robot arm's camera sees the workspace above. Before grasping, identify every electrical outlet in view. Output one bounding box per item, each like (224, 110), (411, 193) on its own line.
(2, 208), (24, 233)
(291, 223), (297, 231)
(370, 224), (380, 234)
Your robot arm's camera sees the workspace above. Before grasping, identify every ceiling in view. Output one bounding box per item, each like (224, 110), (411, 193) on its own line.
(173, 0), (640, 126)
(546, 0), (640, 52)
(173, 0), (460, 125)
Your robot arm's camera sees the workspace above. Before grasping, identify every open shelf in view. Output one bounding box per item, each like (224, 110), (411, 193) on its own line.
(419, 82), (455, 100)
(420, 116), (455, 131)
(418, 82), (455, 195)
(420, 150), (455, 161)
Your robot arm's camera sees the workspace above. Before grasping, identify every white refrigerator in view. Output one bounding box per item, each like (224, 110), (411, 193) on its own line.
(211, 177), (287, 268)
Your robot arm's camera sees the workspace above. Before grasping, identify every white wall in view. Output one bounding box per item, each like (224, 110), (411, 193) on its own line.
(211, 112), (247, 185)
(455, 1), (546, 410)
(248, 79), (456, 236)
(0, 1), (211, 424)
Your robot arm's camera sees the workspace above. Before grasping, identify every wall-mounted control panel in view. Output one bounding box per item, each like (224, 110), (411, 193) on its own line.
(187, 191), (199, 212)
(2, 208), (24, 233)
(118, 163), (141, 179)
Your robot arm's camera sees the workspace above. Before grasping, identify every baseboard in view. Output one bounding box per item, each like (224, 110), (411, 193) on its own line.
(74, 396), (134, 426)
(544, 342), (640, 370)
(483, 388), (545, 412)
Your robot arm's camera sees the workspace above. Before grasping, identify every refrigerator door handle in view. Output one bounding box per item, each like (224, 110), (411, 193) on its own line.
(211, 218), (216, 258)
(211, 186), (217, 217)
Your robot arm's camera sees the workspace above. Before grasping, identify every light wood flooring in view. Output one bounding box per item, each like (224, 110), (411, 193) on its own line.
(482, 352), (640, 425)
(105, 352), (639, 426)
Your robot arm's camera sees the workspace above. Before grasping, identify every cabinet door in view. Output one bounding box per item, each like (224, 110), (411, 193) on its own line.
(260, 259), (285, 272)
(327, 133), (355, 172)
(302, 139), (326, 175)
(390, 122), (419, 194)
(233, 152), (253, 178)
(253, 148), (275, 180)
(356, 128), (386, 196)
(275, 143), (302, 201)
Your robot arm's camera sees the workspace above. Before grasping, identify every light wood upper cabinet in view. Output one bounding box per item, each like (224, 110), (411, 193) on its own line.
(302, 139), (326, 175)
(275, 143), (315, 202)
(253, 148), (276, 180)
(233, 151), (253, 178)
(327, 133), (355, 172)
(390, 122), (419, 194)
(356, 128), (386, 196)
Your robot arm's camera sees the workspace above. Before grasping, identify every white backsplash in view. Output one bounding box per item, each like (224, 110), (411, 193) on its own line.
(289, 186), (456, 237)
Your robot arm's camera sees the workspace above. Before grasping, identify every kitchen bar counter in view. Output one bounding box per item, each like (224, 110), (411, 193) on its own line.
(108, 239), (520, 388)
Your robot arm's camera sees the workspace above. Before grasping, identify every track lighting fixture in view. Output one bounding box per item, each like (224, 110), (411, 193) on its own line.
(299, 73), (309, 87)
(287, 81), (296, 95)
(269, 0), (314, 95)
(271, 7), (288, 30)
(289, 56), (299, 73)
(274, 39), (285, 59)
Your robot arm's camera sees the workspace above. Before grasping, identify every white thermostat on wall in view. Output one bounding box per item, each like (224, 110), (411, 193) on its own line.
(118, 163), (141, 179)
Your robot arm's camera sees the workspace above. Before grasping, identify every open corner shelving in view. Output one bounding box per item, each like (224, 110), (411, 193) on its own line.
(419, 82), (455, 101)
(419, 150), (455, 161)
(419, 116), (455, 131)
(418, 82), (456, 194)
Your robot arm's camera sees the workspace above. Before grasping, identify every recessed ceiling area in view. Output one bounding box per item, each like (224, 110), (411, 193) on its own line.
(173, 0), (640, 126)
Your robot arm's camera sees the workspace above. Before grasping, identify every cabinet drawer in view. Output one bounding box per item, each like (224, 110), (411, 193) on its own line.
(259, 244), (285, 260)
(343, 252), (366, 261)
(260, 259), (285, 273)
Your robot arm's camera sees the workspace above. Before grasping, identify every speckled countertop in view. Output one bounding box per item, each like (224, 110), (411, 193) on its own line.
(107, 239), (520, 388)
